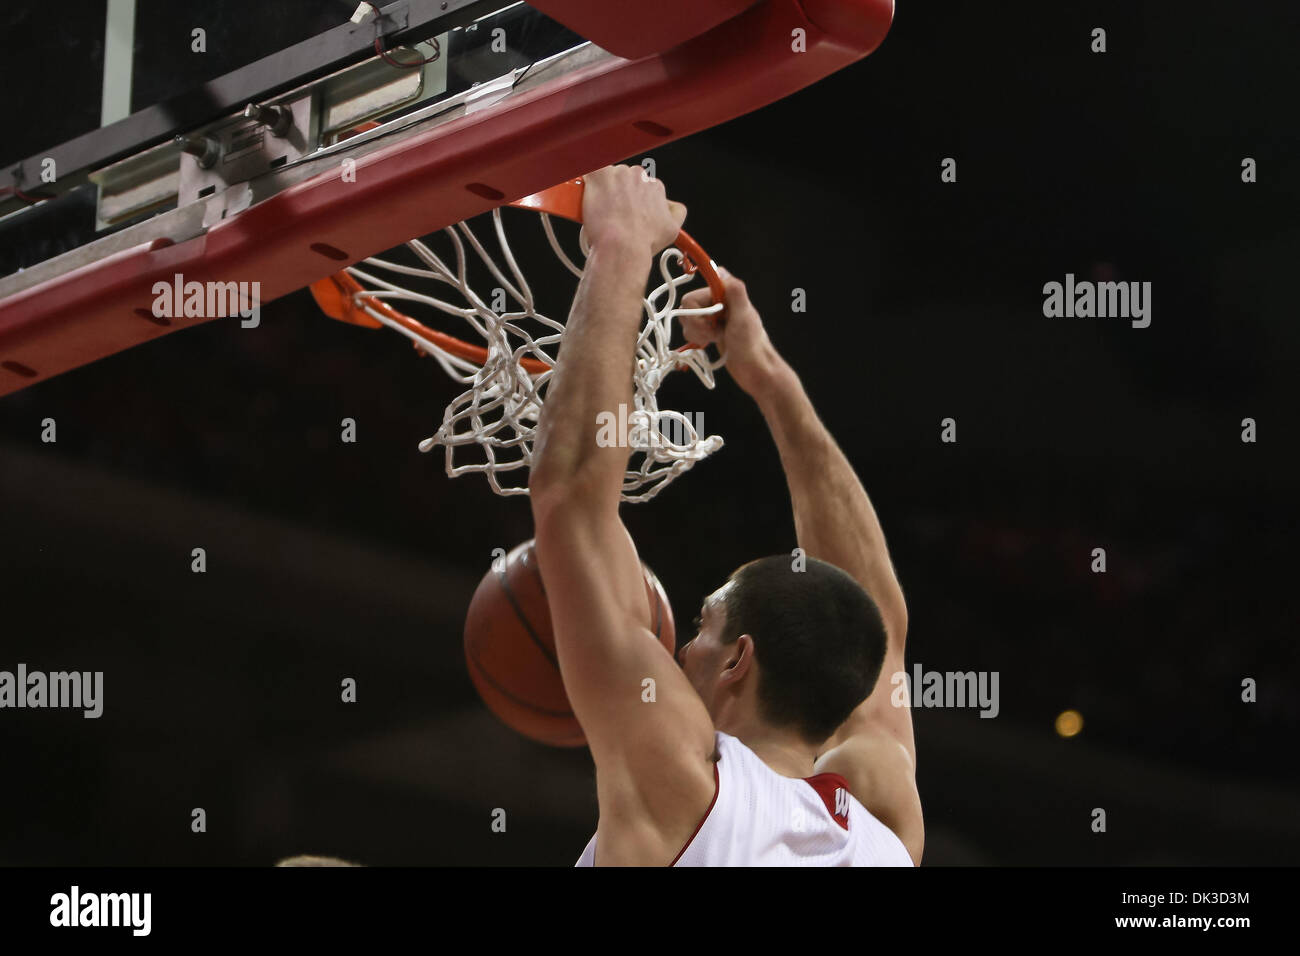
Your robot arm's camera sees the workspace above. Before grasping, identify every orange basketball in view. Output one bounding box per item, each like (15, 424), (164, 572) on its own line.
(464, 539), (676, 747)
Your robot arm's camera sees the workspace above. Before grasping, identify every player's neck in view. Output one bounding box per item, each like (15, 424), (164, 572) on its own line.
(726, 718), (818, 779)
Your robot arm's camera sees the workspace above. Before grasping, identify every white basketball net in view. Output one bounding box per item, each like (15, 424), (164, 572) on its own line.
(337, 207), (726, 502)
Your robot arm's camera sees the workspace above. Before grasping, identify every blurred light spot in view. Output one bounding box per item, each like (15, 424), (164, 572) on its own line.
(1055, 709), (1084, 737)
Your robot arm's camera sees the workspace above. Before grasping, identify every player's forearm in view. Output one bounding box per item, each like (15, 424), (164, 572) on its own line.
(752, 355), (908, 639)
(529, 240), (653, 507)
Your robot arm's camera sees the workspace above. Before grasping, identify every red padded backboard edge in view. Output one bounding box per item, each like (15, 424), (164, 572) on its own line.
(0, 0), (892, 397)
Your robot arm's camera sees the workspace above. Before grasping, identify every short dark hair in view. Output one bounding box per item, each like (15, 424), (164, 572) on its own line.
(720, 555), (888, 743)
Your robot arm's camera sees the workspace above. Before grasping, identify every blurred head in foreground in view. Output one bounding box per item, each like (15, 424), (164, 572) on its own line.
(275, 854), (362, 867)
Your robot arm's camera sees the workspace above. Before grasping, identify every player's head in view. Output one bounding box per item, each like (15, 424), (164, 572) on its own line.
(676, 555), (888, 744)
(274, 855), (362, 866)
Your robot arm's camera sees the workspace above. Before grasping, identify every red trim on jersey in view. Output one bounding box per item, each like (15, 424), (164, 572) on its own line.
(804, 772), (852, 830)
(669, 759), (721, 866)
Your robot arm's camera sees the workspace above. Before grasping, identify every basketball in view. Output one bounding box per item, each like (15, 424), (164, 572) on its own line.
(464, 539), (676, 747)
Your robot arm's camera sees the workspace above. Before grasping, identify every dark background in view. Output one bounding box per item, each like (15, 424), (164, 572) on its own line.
(1, 0), (1297, 865)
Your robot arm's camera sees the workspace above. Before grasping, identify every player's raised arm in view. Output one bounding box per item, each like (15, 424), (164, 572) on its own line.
(528, 166), (716, 865)
(679, 275), (908, 653)
(678, 273), (922, 861)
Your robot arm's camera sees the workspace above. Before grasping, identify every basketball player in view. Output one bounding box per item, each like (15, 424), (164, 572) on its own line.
(529, 165), (920, 866)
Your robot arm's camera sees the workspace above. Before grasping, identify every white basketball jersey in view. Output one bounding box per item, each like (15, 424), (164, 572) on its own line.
(575, 730), (913, 867)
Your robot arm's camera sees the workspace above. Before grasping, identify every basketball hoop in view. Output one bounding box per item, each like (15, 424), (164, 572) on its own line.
(309, 178), (727, 503)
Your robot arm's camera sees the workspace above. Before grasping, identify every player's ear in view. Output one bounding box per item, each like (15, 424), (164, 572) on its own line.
(721, 633), (756, 682)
